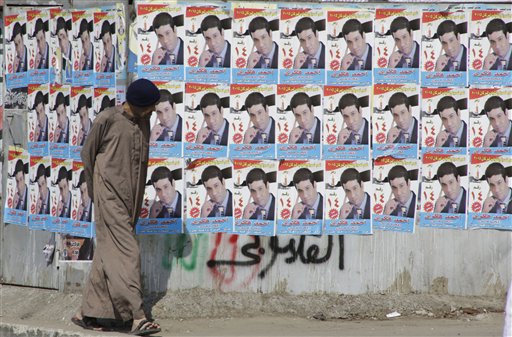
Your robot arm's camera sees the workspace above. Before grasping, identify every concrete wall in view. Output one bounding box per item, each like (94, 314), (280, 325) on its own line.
(118, 229), (510, 296)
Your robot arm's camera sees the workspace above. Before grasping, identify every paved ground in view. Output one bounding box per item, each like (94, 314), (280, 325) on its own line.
(0, 284), (508, 336)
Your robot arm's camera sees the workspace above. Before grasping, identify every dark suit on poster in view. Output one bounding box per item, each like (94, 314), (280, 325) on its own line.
(16, 46), (28, 73)
(300, 42), (325, 69)
(202, 119), (229, 146)
(204, 41), (231, 68)
(489, 122), (512, 147)
(253, 42), (278, 69)
(440, 188), (467, 214)
(488, 47), (512, 70)
(206, 190), (233, 217)
(39, 189), (51, 215)
(296, 117), (321, 144)
(249, 194), (276, 221)
(391, 191), (416, 218)
(441, 45), (467, 72)
(80, 201), (93, 222)
(149, 192), (182, 219)
(393, 117), (418, 144)
(250, 117), (275, 144)
(158, 38), (184, 66)
(298, 193), (323, 220)
(441, 121), (467, 147)
(346, 44), (372, 70)
(343, 119), (369, 145)
(37, 43), (50, 69)
(488, 188), (512, 214)
(395, 41), (420, 68)
(156, 115), (182, 142)
(345, 192), (371, 219)
(15, 186), (28, 211)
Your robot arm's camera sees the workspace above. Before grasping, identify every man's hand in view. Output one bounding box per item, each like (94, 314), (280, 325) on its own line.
(100, 54), (108, 71)
(483, 129), (497, 147)
(384, 198), (398, 215)
(57, 199), (63, 216)
(150, 124), (164, 142)
(79, 51), (87, 70)
(483, 53), (498, 70)
(247, 52), (262, 69)
(291, 202), (305, 219)
(337, 128), (351, 144)
(35, 52), (42, 68)
(77, 204), (84, 220)
(482, 196), (497, 213)
(243, 202), (258, 219)
(434, 195), (448, 213)
(289, 127), (303, 144)
(293, 52), (307, 69)
(54, 124), (62, 142)
(13, 56), (20, 72)
(388, 51), (402, 68)
(13, 192), (20, 209)
(435, 54), (449, 71)
(386, 127), (401, 143)
(151, 47), (167, 65)
(340, 53), (355, 70)
(36, 197), (43, 214)
(435, 130), (449, 147)
(195, 127), (211, 143)
(339, 202), (353, 219)
(243, 127), (257, 143)
(198, 49), (213, 67)
(200, 199), (215, 217)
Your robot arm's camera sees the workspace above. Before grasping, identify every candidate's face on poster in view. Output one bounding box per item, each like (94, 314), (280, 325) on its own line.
(14, 33), (24, 58)
(341, 105), (363, 132)
(439, 173), (461, 201)
(202, 104), (224, 133)
(15, 171), (25, 193)
(439, 108), (462, 135)
(155, 23), (179, 53)
(345, 31), (366, 58)
(343, 179), (365, 206)
(35, 102), (45, 118)
(204, 176), (227, 204)
(293, 103), (315, 130)
(203, 27), (225, 55)
(392, 28), (414, 56)
(247, 103), (270, 131)
(296, 179), (317, 207)
(155, 101), (177, 128)
(488, 30), (510, 58)
(56, 104), (67, 129)
(79, 106), (89, 128)
(487, 174), (509, 201)
(79, 182), (89, 206)
(153, 177), (176, 205)
(390, 103), (413, 131)
(36, 29), (46, 55)
(298, 28), (320, 58)
(81, 30), (92, 55)
(57, 27), (69, 51)
(251, 28), (273, 56)
(390, 176), (411, 204)
(102, 31), (113, 59)
(37, 175), (48, 196)
(439, 31), (461, 59)
(248, 180), (270, 208)
(58, 178), (69, 201)
(487, 107), (509, 134)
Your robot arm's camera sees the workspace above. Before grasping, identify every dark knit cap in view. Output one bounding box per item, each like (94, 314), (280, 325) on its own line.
(126, 79), (160, 108)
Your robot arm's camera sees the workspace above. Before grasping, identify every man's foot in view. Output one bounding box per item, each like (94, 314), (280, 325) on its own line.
(130, 318), (161, 336)
(71, 313), (105, 331)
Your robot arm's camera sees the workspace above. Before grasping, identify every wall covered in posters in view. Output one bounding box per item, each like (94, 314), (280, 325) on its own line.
(1, 1), (511, 296)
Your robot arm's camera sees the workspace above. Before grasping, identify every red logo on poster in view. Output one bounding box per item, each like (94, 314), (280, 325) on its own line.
(95, 62), (100, 72)
(373, 204), (383, 214)
(326, 133), (336, 145)
(424, 201), (434, 213)
(49, 132), (54, 142)
(281, 209), (291, 219)
(140, 208), (148, 218)
(471, 202), (481, 213)
(29, 131), (35, 141)
(425, 136), (435, 147)
(188, 56), (198, 67)
(378, 57), (387, 68)
(234, 207), (242, 219)
(376, 132), (386, 143)
(278, 132), (288, 143)
(233, 133), (243, 144)
(424, 60), (435, 72)
(31, 204), (36, 214)
(330, 60), (340, 71)
(8, 64), (13, 73)
(30, 59), (34, 69)
(185, 132), (196, 143)
(473, 59), (482, 70)
(8, 198), (13, 208)
(72, 135), (77, 146)
(282, 58), (293, 69)
(141, 54), (151, 65)
(236, 57), (246, 68)
(329, 208), (339, 219)
(190, 207), (200, 218)
(472, 137), (482, 147)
